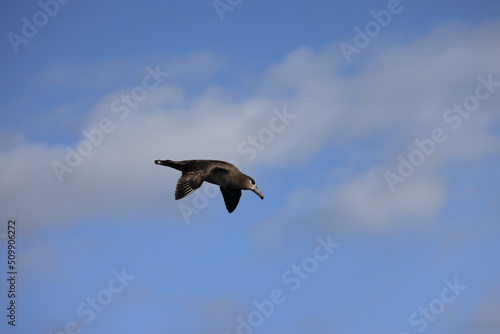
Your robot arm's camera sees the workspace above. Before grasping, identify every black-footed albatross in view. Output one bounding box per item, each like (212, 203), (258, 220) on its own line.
(154, 159), (264, 213)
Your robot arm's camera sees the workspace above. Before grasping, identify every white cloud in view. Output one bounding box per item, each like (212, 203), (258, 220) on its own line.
(331, 170), (446, 228)
(1, 21), (499, 233)
(251, 21), (500, 240)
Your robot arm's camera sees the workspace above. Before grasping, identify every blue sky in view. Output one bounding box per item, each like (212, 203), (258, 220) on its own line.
(1, 0), (500, 333)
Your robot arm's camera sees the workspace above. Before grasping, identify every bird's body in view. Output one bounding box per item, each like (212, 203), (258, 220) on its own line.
(154, 159), (264, 213)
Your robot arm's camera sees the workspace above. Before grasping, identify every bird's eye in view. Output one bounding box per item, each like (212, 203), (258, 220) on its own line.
(251, 179), (255, 185)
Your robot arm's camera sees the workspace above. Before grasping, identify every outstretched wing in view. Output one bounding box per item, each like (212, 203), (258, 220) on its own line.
(220, 187), (242, 213)
(175, 172), (204, 200)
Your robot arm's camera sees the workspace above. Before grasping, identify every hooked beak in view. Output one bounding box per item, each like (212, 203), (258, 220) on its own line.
(252, 186), (264, 200)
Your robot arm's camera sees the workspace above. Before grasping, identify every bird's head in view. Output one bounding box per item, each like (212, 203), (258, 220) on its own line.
(243, 176), (264, 199)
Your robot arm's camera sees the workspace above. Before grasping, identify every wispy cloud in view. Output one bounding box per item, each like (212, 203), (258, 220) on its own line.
(1, 22), (499, 236)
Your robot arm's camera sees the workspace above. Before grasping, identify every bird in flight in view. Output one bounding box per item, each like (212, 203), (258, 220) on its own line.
(155, 159), (264, 213)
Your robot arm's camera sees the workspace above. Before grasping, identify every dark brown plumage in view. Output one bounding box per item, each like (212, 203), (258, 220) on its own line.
(154, 159), (264, 213)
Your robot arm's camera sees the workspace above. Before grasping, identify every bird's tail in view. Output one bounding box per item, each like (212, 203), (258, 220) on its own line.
(154, 159), (186, 171)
